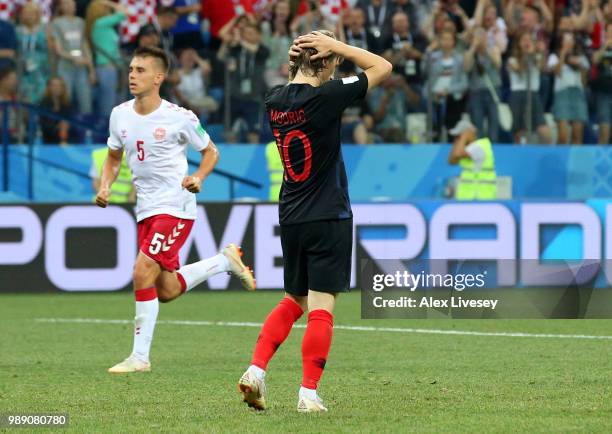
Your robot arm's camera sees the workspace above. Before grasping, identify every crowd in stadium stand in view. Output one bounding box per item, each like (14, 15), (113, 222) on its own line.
(0, 0), (610, 145)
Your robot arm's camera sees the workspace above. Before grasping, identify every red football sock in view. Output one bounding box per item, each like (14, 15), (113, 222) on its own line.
(301, 309), (334, 390)
(251, 296), (304, 370)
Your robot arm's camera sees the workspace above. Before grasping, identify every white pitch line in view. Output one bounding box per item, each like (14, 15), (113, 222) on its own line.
(34, 318), (612, 341)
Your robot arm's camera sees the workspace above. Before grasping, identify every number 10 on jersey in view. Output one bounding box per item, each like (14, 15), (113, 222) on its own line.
(273, 129), (312, 182)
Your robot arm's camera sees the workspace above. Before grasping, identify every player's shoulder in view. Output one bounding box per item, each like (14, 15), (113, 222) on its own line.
(113, 99), (135, 112)
(161, 100), (199, 124)
(321, 73), (365, 91)
(265, 84), (287, 104)
(110, 99), (135, 118)
(318, 73), (368, 101)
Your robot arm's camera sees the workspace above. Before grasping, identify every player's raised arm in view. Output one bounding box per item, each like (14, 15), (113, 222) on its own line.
(182, 139), (220, 194)
(96, 148), (123, 208)
(294, 31), (392, 90)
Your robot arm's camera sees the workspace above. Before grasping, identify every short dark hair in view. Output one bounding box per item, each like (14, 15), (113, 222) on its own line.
(0, 64), (16, 82)
(133, 46), (170, 73)
(289, 30), (339, 78)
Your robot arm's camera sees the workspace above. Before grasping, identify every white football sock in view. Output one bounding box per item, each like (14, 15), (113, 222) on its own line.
(132, 298), (159, 363)
(177, 254), (230, 292)
(248, 364), (266, 380)
(299, 386), (318, 401)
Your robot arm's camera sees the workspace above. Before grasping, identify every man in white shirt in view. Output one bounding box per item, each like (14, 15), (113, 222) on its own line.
(96, 46), (255, 373)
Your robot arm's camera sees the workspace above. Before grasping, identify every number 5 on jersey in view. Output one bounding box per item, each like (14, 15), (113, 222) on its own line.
(136, 140), (145, 161)
(149, 232), (164, 255)
(149, 226), (182, 255)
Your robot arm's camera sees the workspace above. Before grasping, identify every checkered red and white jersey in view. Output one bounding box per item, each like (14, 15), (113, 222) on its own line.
(119, 0), (172, 43)
(0, 0), (21, 22)
(319, 0), (348, 24)
(0, 0), (52, 23)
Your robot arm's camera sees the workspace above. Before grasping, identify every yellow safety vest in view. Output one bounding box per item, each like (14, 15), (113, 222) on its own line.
(456, 138), (497, 200)
(92, 148), (133, 203)
(266, 141), (283, 202)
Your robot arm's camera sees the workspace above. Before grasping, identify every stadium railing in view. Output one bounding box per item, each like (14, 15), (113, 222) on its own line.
(0, 102), (262, 201)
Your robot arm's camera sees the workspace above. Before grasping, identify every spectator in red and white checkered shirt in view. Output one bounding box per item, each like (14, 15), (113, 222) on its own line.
(0, 0), (24, 22)
(119, 0), (159, 44)
(0, 0), (53, 23)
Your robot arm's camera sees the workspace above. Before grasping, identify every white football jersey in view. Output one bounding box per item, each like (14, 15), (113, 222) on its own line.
(107, 99), (210, 222)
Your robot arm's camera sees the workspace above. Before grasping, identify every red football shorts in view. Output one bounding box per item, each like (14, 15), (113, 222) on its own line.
(137, 214), (194, 271)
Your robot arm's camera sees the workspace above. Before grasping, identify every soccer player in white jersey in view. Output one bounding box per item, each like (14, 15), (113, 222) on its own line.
(96, 46), (255, 373)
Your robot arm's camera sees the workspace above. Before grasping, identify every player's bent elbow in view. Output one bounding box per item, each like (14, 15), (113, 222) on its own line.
(367, 61), (393, 90)
(210, 147), (220, 168)
(205, 141), (220, 164)
(382, 59), (393, 78)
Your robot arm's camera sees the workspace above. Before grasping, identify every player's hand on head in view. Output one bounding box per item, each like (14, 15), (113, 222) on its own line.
(288, 40), (302, 60)
(297, 31), (336, 61)
(182, 175), (202, 194)
(95, 188), (110, 208)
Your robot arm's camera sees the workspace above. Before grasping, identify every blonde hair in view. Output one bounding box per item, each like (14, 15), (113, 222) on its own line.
(289, 30), (339, 78)
(85, 0), (110, 47)
(19, 1), (42, 27)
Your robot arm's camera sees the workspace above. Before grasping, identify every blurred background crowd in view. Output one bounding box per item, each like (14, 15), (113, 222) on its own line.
(0, 0), (610, 145)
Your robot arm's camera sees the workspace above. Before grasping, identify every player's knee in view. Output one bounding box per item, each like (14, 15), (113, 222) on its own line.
(132, 269), (147, 286)
(132, 256), (159, 286)
(132, 263), (155, 287)
(307, 290), (336, 313)
(286, 294), (308, 311)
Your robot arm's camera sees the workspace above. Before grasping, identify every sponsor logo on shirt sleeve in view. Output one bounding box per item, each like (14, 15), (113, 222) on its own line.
(342, 76), (359, 84)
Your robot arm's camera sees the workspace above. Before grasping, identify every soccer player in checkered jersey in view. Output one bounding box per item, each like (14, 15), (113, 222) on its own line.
(96, 46), (256, 373)
(237, 31), (391, 412)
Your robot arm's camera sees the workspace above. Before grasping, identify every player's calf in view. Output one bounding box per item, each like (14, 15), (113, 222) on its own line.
(155, 272), (184, 303)
(156, 286), (181, 303)
(300, 291), (336, 410)
(239, 295), (304, 410)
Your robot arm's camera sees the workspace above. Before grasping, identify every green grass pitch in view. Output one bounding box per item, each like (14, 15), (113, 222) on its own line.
(1, 291), (612, 433)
